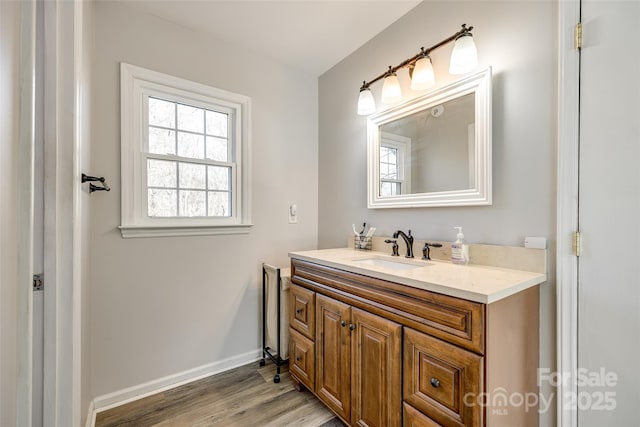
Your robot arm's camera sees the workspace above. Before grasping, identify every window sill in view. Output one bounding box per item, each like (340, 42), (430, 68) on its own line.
(119, 223), (253, 238)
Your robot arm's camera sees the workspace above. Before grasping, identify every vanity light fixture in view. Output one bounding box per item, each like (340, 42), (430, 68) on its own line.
(381, 67), (402, 105)
(410, 51), (436, 91)
(357, 24), (478, 115)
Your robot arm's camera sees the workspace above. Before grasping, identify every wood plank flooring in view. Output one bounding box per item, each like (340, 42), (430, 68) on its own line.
(95, 362), (346, 427)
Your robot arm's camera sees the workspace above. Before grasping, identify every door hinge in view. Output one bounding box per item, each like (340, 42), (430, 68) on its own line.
(575, 22), (583, 50)
(572, 232), (582, 257)
(33, 273), (43, 291)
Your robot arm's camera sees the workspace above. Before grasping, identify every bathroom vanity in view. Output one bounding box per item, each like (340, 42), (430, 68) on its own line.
(288, 248), (546, 427)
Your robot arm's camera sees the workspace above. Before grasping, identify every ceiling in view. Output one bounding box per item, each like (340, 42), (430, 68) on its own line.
(118, 0), (422, 76)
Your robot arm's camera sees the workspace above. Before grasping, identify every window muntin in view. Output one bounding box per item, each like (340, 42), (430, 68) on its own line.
(379, 132), (411, 196)
(120, 63), (251, 237)
(380, 145), (402, 196)
(144, 97), (232, 218)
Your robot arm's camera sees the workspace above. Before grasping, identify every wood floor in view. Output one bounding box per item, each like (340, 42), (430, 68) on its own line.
(95, 361), (346, 427)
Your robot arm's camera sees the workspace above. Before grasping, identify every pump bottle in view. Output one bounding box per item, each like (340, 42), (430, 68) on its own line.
(451, 226), (469, 265)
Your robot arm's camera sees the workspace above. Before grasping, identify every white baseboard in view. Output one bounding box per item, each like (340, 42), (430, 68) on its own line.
(84, 400), (95, 427)
(86, 348), (262, 426)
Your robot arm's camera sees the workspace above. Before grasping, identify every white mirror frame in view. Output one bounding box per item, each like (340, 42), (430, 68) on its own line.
(367, 67), (492, 208)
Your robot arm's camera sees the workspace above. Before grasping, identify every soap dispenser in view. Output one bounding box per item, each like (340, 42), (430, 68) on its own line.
(451, 226), (469, 265)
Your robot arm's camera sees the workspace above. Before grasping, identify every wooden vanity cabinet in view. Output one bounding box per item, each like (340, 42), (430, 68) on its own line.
(403, 402), (442, 427)
(404, 328), (482, 427)
(315, 294), (402, 426)
(289, 284), (316, 391)
(289, 284), (315, 339)
(289, 258), (540, 427)
(315, 295), (351, 421)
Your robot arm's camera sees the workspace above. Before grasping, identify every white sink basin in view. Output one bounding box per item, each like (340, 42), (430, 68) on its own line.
(352, 257), (428, 270)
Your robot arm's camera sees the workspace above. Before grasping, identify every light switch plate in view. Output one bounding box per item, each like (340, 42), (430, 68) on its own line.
(524, 237), (546, 249)
(288, 204), (297, 224)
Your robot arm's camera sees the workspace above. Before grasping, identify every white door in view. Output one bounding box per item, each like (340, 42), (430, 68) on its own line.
(32, 1), (45, 424)
(578, 1), (640, 424)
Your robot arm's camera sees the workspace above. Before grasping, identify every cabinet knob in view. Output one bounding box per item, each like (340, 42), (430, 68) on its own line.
(341, 320), (347, 327)
(296, 308), (303, 314)
(349, 323), (356, 331)
(430, 378), (440, 388)
(296, 356), (302, 362)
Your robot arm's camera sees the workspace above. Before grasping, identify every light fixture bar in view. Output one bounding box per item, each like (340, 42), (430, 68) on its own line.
(359, 24), (474, 92)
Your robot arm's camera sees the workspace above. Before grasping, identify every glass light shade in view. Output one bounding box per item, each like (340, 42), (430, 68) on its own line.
(381, 73), (402, 105)
(357, 88), (376, 115)
(410, 56), (436, 91)
(449, 34), (478, 75)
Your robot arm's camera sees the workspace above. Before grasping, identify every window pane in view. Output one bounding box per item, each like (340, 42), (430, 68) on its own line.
(380, 147), (389, 163)
(148, 189), (177, 217)
(387, 167), (398, 180)
(208, 191), (230, 217)
(177, 132), (205, 159)
(147, 159), (176, 188)
(207, 166), (229, 191)
(179, 162), (206, 189)
(388, 149), (397, 164)
(206, 136), (228, 162)
(380, 182), (401, 196)
(179, 190), (206, 217)
(206, 110), (227, 137)
(380, 163), (390, 179)
(380, 182), (391, 197)
(177, 104), (204, 133)
(148, 127), (176, 155)
(148, 98), (175, 128)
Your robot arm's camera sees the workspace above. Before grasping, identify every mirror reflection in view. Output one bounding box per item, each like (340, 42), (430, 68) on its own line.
(367, 67), (491, 208)
(379, 93), (475, 196)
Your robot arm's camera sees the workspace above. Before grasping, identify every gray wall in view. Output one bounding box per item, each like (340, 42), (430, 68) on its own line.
(89, 1), (318, 397)
(318, 1), (557, 424)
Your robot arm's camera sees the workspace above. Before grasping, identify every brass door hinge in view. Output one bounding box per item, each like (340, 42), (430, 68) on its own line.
(33, 273), (43, 291)
(575, 22), (583, 50)
(573, 231), (582, 257)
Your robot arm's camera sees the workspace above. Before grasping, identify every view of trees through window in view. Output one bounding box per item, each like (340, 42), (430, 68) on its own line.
(146, 97), (232, 217)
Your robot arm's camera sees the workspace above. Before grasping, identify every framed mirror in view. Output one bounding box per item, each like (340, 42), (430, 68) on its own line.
(367, 67), (492, 208)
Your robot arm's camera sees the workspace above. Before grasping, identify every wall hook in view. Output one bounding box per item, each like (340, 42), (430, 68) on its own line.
(82, 173), (110, 193)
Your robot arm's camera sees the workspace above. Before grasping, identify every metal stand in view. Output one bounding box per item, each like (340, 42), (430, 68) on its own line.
(260, 264), (288, 383)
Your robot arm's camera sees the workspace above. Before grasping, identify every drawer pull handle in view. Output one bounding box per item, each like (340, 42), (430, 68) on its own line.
(296, 308), (303, 314)
(349, 324), (356, 331)
(430, 378), (440, 388)
(341, 320), (347, 327)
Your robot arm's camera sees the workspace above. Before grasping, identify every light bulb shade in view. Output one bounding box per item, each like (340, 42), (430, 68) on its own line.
(357, 88), (376, 115)
(449, 34), (478, 75)
(381, 73), (402, 105)
(410, 56), (436, 91)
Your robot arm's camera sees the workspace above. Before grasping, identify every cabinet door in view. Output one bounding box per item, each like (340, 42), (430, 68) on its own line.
(289, 327), (315, 391)
(316, 294), (351, 422)
(403, 402), (443, 427)
(351, 308), (402, 427)
(404, 328), (482, 427)
(289, 284), (315, 339)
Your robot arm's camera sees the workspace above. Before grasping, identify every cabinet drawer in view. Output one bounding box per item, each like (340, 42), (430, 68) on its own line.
(289, 327), (315, 391)
(404, 328), (483, 427)
(290, 284), (315, 339)
(403, 402), (442, 427)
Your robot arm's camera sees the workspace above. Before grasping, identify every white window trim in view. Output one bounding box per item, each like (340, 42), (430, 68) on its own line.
(119, 63), (252, 238)
(380, 132), (412, 195)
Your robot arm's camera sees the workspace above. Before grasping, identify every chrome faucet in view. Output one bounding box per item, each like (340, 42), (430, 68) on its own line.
(392, 229), (414, 258)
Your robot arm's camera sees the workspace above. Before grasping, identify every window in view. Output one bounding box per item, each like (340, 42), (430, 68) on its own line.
(120, 64), (251, 238)
(379, 132), (411, 196)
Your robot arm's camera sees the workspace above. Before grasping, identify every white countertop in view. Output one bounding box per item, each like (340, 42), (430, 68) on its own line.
(289, 248), (546, 304)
